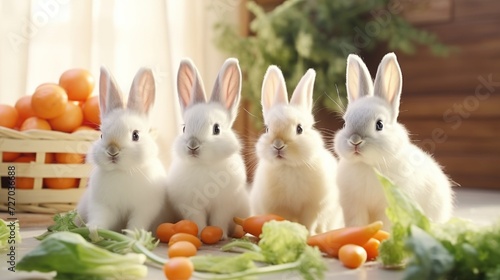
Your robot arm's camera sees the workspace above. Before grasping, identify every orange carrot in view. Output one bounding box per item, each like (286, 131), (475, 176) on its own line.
(307, 221), (383, 258)
(362, 238), (381, 260)
(231, 224), (246, 238)
(373, 229), (390, 242)
(233, 214), (285, 238)
(168, 233), (202, 249)
(338, 244), (367, 269)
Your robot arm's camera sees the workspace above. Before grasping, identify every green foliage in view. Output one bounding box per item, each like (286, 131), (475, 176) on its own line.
(214, 0), (448, 120)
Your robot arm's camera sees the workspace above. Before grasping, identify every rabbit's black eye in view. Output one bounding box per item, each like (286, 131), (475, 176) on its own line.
(132, 130), (140, 141)
(213, 123), (220, 135)
(100, 134), (103, 139)
(376, 120), (384, 131)
(182, 125), (185, 133)
(296, 124), (303, 135)
(264, 125), (269, 133)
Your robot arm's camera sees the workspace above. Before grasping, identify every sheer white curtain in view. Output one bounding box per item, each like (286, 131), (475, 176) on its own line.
(0, 0), (240, 169)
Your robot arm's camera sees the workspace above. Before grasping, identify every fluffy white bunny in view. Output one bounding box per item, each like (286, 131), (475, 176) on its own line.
(166, 58), (250, 238)
(250, 66), (344, 234)
(77, 67), (171, 232)
(334, 53), (454, 229)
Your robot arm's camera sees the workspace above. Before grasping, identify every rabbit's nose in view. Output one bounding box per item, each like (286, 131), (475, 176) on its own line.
(187, 137), (200, 151)
(273, 139), (285, 150)
(349, 134), (363, 146)
(106, 144), (120, 156)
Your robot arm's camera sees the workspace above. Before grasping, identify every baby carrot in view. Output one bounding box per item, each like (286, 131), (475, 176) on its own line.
(362, 238), (381, 260)
(233, 214), (285, 238)
(168, 233), (202, 249)
(307, 221), (383, 258)
(200, 226), (223, 245)
(373, 229), (390, 242)
(338, 244), (367, 269)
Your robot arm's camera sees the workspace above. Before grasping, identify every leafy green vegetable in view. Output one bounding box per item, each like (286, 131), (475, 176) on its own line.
(193, 220), (326, 280)
(404, 226), (454, 280)
(17, 232), (147, 280)
(378, 173), (430, 266)
(429, 219), (500, 280)
(0, 219), (20, 252)
(191, 253), (257, 274)
(37, 210), (166, 266)
(377, 173), (500, 280)
(193, 246), (325, 280)
(259, 220), (310, 264)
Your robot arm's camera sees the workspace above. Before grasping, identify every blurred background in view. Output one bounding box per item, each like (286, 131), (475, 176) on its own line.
(0, 0), (498, 189)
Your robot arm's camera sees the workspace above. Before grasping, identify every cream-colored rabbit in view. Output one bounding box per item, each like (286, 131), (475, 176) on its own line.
(251, 66), (344, 234)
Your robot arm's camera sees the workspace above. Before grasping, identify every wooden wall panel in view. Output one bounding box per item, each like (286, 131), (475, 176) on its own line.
(239, 0), (500, 189)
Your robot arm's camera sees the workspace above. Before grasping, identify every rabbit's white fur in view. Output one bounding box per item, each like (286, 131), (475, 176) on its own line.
(166, 58), (249, 239)
(77, 67), (171, 232)
(250, 66), (344, 234)
(334, 53), (454, 229)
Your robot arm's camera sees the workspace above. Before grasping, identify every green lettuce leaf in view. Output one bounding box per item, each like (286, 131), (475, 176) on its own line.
(17, 231), (147, 280)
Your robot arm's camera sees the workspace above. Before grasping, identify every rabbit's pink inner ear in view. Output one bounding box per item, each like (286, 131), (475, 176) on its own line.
(128, 68), (155, 115)
(346, 54), (374, 103)
(290, 69), (315, 112)
(99, 66), (124, 117)
(211, 59), (241, 111)
(374, 53), (402, 118)
(261, 66), (288, 114)
(177, 60), (206, 111)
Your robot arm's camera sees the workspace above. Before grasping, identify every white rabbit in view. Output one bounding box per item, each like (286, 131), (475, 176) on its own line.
(250, 66), (344, 234)
(334, 52), (454, 229)
(77, 67), (172, 232)
(166, 58), (250, 239)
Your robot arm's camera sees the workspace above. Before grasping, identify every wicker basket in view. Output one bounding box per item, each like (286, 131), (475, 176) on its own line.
(0, 127), (99, 214)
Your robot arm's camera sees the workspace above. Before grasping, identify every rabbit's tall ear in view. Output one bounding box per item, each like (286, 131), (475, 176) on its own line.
(210, 58), (242, 123)
(261, 65), (288, 117)
(127, 67), (155, 115)
(99, 66), (124, 120)
(346, 54), (374, 104)
(290, 69), (315, 112)
(177, 59), (206, 113)
(374, 52), (402, 120)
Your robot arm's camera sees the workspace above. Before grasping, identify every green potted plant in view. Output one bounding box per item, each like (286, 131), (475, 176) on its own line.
(214, 0), (448, 121)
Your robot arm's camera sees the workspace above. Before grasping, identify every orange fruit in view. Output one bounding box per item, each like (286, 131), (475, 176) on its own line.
(2, 152), (20, 162)
(15, 95), (35, 126)
(45, 153), (55, 163)
(15, 177), (35, 189)
(59, 68), (95, 102)
(0, 104), (19, 129)
(20, 117), (51, 131)
(55, 153), (84, 164)
(81, 95), (100, 126)
(44, 177), (79, 189)
(32, 84), (68, 119)
(48, 102), (83, 132)
(73, 125), (96, 132)
(13, 156), (36, 189)
(22, 153), (54, 163)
